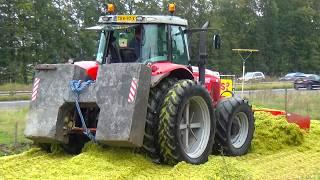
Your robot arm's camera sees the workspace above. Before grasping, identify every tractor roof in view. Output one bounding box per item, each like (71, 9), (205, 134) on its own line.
(98, 15), (188, 26)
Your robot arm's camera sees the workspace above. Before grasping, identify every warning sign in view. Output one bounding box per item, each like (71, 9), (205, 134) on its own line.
(220, 79), (233, 97)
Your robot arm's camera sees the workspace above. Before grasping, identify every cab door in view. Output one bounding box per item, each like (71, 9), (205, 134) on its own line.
(170, 25), (190, 65)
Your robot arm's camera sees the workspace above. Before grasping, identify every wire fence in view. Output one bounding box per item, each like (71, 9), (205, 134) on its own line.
(0, 108), (30, 156)
(240, 89), (320, 120)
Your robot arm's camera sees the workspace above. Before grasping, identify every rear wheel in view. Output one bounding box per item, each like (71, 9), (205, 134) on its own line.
(214, 97), (254, 156)
(294, 84), (299, 90)
(35, 134), (89, 154)
(142, 78), (176, 162)
(61, 134), (89, 154)
(158, 80), (215, 165)
(35, 142), (52, 152)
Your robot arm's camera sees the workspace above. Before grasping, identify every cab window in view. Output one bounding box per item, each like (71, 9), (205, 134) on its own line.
(170, 25), (189, 65)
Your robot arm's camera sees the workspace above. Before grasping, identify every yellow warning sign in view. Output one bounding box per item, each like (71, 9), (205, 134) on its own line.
(220, 79), (233, 97)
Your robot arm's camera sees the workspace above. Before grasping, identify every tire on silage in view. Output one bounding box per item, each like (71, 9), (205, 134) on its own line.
(214, 97), (255, 156)
(158, 80), (215, 165)
(142, 78), (177, 163)
(61, 134), (89, 154)
(36, 143), (52, 152)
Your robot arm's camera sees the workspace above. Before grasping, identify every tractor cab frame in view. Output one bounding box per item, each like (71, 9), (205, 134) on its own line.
(90, 15), (190, 66)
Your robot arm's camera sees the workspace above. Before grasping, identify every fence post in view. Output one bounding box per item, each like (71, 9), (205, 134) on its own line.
(14, 122), (18, 145)
(284, 89), (288, 117)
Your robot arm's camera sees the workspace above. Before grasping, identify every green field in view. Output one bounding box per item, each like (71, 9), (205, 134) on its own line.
(0, 111), (320, 179)
(0, 83), (32, 92)
(0, 108), (29, 145)
(234, 81), (293, 91)
(0, 83), (32, 101)
(0, 95), (31, 101)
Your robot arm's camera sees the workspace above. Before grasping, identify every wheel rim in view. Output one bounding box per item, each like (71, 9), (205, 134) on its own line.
(230, 112), (249, 148)
(179, 96), (210, 159)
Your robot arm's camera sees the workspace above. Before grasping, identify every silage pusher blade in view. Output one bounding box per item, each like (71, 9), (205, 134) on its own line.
(254, 109), (311, 130)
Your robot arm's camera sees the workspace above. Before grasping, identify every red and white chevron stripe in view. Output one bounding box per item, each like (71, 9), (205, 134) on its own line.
(31, 78), (40, 101)
(128, 78), (138, 103)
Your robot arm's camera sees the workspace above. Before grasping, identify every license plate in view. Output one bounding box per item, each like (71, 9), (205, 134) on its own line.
(116, 15), (137, 22)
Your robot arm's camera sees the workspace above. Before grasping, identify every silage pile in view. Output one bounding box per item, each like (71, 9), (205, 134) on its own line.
(1, 112), (320, 179)
(251, 111), (305, 154)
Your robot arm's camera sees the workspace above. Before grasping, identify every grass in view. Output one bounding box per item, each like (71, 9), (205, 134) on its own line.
(0, 83), (32, 101)
(234, 81), (293, 91)
(0, 83), (32, 92)
(0, 95), (30, 101)
(0, 112), (319, 179)
(0, 108), (29, 144)
(247, 90), (320, 120)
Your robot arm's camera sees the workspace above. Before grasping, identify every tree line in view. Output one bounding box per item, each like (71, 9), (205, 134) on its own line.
(1, 0), (320, 83)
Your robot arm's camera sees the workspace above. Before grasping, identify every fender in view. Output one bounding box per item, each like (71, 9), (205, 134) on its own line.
(193, 71), (221, 105)
(74, 61), (194, 86)
(74, 61), (99, 80)
(149, 61), (194, 87)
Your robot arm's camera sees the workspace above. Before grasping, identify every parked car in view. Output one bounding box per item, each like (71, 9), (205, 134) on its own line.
(238, 72), (265, 82)
(294, 74), (320, 90)
(279, 72), (305, 81)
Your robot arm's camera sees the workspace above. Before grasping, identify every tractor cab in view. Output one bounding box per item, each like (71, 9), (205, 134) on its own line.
(88, 15), (189, 65)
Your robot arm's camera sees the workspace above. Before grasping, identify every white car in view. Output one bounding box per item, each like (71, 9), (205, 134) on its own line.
(238, 72), (265, 82)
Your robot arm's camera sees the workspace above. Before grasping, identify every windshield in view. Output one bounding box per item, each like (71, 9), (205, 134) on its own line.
(307, 75), (320, 81)
(95, 24), (168, 64)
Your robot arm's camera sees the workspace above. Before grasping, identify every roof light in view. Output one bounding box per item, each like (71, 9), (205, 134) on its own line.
(168, 3), (176, 14)
(107, 4), (115, 14)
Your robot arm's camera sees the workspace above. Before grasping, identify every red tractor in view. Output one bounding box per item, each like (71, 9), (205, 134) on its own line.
(25, 4), (254, 165)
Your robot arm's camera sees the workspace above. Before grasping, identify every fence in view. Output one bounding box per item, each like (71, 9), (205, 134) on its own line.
(240, 89), (320, 120)
(0, 108), (29, 156)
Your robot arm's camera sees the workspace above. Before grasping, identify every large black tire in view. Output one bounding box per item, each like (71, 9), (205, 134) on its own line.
(35, 134), (89, 155)
(158, 80), (215, 165)
(214, 97), (254, 156)
(142, 78), (176, 162)
(61, 134), (89, 154)
(36, 143), (52, 152)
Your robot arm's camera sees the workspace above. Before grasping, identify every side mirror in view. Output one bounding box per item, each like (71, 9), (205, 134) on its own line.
(213, 34), (221, 49)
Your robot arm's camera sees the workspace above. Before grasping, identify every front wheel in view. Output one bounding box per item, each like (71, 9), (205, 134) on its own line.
(35, 142), (52, 152)
(158, 80), (215, 165)
(61, 134), (89, 154)
(214, 97), (254, 156)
